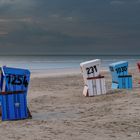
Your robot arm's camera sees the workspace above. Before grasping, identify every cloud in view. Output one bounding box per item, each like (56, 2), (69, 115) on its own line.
(48, 14), (60, 18)
(0, 31), (8, 37)
(0, 0), (33, 5)
(110, 0), (140, 5)
(136, 0), (140, 3)
(64, 16), (73, 21)
(0, 17), (32, 23)
(0, 0), (17, 5)
(0, 0), (139, 54)
(110, 1), (125, 5)
(48, 14), (74, 21)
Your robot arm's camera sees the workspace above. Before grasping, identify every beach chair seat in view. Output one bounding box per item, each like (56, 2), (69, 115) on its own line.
(109, 61), (133, 89)
(80, 59), (107, 96)
(0, 66), (31, 121)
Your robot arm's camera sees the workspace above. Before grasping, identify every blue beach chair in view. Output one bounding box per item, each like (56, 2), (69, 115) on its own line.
(0, 66), (32, 121)
(109, 61), (132, 89)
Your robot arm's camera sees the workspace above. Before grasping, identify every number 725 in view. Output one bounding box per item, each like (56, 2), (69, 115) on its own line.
(6, 75), (29, 87)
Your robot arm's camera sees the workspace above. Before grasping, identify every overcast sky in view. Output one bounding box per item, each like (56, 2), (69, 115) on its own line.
(0, 0), (140, 55)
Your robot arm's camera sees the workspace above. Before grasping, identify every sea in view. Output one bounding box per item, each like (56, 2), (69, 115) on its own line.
(0, 55), (139, 72)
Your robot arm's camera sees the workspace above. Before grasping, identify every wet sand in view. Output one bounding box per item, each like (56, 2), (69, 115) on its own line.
(0, 68), (140, 140)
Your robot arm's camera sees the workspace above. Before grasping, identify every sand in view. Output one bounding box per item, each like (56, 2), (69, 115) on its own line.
(0, 68), (140, 140)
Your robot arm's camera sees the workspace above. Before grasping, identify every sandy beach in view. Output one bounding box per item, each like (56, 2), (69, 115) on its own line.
(0, 68), (140, 140)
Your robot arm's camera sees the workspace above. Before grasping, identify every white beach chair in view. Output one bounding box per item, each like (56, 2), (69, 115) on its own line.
(80, 59), (106, 96)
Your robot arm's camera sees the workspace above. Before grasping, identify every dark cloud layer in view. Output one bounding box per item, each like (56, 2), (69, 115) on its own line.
(0, 0), (140, 55)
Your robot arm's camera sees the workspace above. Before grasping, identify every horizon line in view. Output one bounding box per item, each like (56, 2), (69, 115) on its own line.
(0, 54), (139, 56)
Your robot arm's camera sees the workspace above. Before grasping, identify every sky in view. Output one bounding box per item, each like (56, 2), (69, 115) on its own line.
(0, 0), (140, 55)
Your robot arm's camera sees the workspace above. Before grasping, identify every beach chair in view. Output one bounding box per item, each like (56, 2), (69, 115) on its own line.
(80, 59), (106, 96)
(137, 62), (140, 72)
(137, 62), (140, 84)
(109, 61), (132, 89)
(0, 66), (32, 121)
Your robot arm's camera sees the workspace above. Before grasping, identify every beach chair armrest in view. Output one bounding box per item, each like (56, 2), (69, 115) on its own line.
(87, 75), (104, 80)
(0, 90), (26, 95)
(118, 75), (132, 78)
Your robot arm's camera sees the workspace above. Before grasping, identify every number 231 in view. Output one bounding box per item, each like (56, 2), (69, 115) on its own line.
(86, 66), (97, 75)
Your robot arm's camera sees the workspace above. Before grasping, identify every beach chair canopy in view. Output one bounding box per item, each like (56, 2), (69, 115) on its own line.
(109, 61), (128, 84)
(80, 59), (101, 84)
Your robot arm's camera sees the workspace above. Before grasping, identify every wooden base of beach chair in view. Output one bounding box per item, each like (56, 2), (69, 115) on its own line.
(0, 107), (32, 120)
